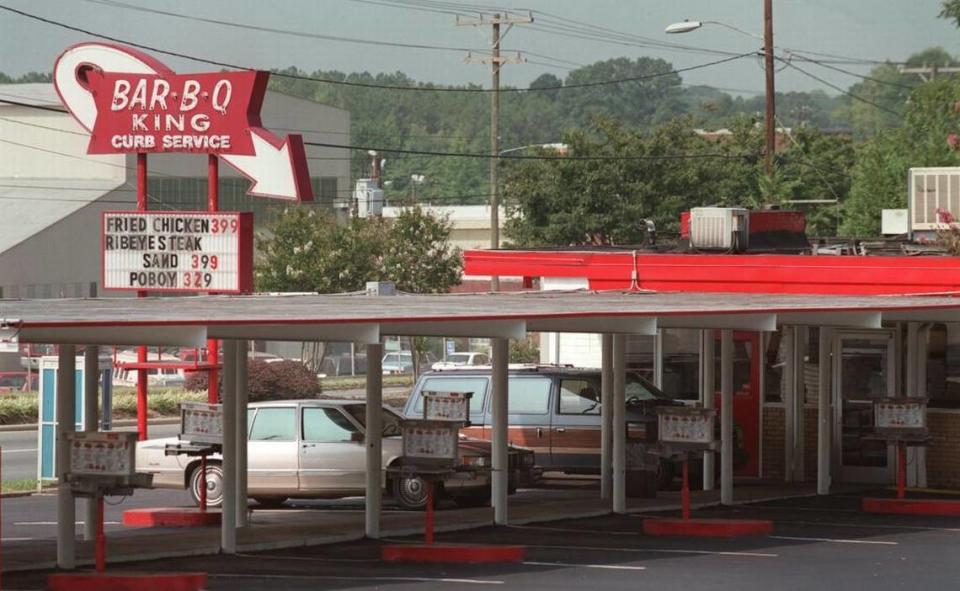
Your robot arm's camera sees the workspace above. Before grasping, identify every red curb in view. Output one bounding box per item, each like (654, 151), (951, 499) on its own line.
(122, 508), (221, 528)
(643, 518), (774, 537)
(382, 544), (526, 564)
(47, 572), (207, 591)
(862, 497), (960, 516)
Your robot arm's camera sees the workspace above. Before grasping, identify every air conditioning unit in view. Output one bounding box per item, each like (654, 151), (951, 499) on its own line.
(689, 207), (749, 251)
(354, 178), (384, 218)
(908, 167), (960, 238)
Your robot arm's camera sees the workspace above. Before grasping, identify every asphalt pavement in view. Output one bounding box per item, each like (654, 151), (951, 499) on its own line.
(6, 493), (960, 591)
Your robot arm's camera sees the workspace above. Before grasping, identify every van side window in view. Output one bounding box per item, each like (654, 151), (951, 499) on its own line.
(413, 377), (488, 416)
(559, 378), (601, 415)
(507, 377), (551, 414)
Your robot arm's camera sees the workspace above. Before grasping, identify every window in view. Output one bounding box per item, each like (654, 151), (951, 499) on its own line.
(413, 377), (487, 416)
(342, 404), (403, 437)
(507, 377), (551, 414)
(661, 329), (701, 401)
(302, 407), (359, 442)
(559, 378), (601, 415)
(319, 177), (338, 202)
(249, 407), (296, 441)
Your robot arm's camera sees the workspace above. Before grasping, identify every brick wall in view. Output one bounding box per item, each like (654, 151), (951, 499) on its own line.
(763, 406), (785, 481)
(927, 411), (960, 490)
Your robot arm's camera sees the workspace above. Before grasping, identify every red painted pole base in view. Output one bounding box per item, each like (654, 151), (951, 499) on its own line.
(48, 572), (207, 591)
(382, 544), (526, 564)
(643, 518), (773, 537)
(122, 508), (221, 528)
(862, 497), (960, 516)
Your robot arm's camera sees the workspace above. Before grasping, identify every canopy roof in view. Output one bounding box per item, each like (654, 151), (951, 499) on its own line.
(1, 290), (959, 348)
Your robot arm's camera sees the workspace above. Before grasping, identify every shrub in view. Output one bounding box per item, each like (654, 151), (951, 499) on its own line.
(184, 370), (208, 392)
(247, 359), (322, 401)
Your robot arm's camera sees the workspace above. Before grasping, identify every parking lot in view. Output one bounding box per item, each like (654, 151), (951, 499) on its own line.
(6, 491), (960, 590)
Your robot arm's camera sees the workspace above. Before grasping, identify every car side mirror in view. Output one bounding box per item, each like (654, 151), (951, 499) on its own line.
(351, 432), (365, 443)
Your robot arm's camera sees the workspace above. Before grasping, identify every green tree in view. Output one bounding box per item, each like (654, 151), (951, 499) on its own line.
(841, 78), (960, 236)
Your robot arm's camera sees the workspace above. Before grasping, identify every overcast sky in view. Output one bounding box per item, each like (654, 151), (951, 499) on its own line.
(1, 0), (958, 95)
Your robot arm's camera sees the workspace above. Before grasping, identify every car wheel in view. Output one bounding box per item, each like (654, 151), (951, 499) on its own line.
(392, 476), (433, 511)
(189, 462), (224, 508)
(253, 497), (288, 509)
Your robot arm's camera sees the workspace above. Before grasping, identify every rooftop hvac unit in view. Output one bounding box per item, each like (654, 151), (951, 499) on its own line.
(908, 167), (960, 238)
(354, 178), (384, 218)
(689, 207), (749, 252)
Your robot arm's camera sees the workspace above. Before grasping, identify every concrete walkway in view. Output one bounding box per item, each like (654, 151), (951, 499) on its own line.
(1, 482), (835, 573)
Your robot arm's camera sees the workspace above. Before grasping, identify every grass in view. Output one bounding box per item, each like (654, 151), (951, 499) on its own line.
(0, 389), (206, 425)
(1, 478), (41, 493)
(321, 375), (413, 390)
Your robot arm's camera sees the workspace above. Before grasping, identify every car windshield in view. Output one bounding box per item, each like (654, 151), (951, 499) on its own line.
(343, 404), (403, 437)
(626, 373), (674, 401)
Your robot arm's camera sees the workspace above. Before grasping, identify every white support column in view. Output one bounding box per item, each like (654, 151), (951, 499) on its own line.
(701, 330), (715, 491)
(653, 330), (664, 389)
(783, 327), (796, 483)
(916, 324), (929, 488)
(83, 346), (99, 541)
(600, 334), (613, 500)
(56, 344), (76, 570)
(817, 327), (832, 496)
(221, 339), (237, 553)
(794, 326), (807, 481)
(612, 334), (626, 513)
(235, 339), (248, 528)
(720, 330), (734, 505)
(365, 342), (383, 538)
(491, 337), (509, 525)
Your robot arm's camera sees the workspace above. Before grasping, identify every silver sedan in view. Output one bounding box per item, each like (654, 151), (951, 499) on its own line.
(136, 399), (503, 510)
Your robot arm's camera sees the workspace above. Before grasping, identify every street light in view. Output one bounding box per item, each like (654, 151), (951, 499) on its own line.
(666, 3), (776, 177)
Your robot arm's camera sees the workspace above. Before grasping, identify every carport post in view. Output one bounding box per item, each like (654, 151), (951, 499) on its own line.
(720, 330), (733, 506)
(612, 334), (626, 513)
(235, 339), (248, 528)
(600, 334), (613, 500)
(83, 346), (99, 542)
(365, 342), (383, 539)
(56, 344), (76, 570)
(700, 330), (715, 491)
(817, 327), (832, 495)
(491, 337), (509, 525)
(221, 339), (238, 553)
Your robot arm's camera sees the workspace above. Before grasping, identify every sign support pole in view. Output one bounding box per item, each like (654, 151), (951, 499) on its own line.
(136, 152), (149, 442)
(207, 154), (220, 405)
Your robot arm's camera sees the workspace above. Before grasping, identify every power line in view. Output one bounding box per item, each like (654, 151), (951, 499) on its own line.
(780, 59), (903, 117)
(0, 4), (751, 94)
(303, 139), (755, 161)
(81, 0), (489, 54)
(788, 53), (914, 90)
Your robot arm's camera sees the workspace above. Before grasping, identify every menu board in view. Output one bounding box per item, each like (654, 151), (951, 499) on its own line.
(423, 391), (471, 423)
(180, 401), (223, 444)
(658, 409), (715, 445)
(875, 400), (926, 430)
(68, 432), (136, 477)
(402, 420), (459, 462)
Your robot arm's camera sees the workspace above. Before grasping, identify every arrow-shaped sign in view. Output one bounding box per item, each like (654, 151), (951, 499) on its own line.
(54, 42), (313, 202)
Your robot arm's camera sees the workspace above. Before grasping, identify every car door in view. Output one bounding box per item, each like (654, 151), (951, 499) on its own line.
(247, 406), (299, 494)
(298, 405), (367, 493)
(505, 375), (553, 466)
(551, 376), (603, 471)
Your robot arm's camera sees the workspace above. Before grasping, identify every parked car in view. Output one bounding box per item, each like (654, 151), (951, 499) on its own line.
(431, 351), (491, 371)
(381, 351), (413, 375)
(136, 399), (537, 510)
(404, 365), (747, 494)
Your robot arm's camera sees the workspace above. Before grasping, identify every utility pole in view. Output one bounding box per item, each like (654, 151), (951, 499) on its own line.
(763, 0), (775, 177)
(458, 11), (533, 291)
(899, 64), (960, 81)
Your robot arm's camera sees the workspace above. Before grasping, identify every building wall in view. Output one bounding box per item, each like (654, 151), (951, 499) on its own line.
(926, 410), (960, 489)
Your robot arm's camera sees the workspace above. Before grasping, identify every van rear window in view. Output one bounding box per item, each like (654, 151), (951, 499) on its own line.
(411, 376), (488, 416)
